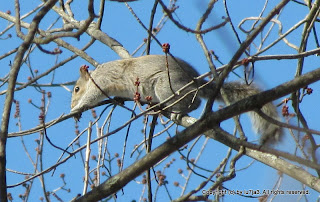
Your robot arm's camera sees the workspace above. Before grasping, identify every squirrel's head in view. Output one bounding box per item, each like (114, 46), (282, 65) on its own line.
(71, 65), (90, 110)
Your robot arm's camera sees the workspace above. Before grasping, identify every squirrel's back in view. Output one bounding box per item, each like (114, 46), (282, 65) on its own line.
(94, 55), (200, 85)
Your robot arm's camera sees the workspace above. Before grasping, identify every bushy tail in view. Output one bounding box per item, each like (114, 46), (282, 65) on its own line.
(213, 81), (283, 145)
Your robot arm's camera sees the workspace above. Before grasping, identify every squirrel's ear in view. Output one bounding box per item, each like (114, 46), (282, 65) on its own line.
(79, 65), (90, 81)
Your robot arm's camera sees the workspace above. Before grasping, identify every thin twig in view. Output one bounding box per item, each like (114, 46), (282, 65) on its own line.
(83, 121), (92, 195)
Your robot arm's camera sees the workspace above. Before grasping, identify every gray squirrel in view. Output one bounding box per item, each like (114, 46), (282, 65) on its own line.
(71, 55), (282, 144)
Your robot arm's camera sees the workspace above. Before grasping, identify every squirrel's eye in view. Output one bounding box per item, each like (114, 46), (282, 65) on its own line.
(74, 86), (80, 93)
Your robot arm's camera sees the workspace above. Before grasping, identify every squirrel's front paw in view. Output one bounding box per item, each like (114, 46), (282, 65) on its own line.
(70, 106), (83, 122)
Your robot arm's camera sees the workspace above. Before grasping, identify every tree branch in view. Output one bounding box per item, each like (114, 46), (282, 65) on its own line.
(76, 66), (320, 201)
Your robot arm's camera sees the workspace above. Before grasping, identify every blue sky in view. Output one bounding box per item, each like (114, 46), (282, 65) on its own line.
(0, 0), (319, 201)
